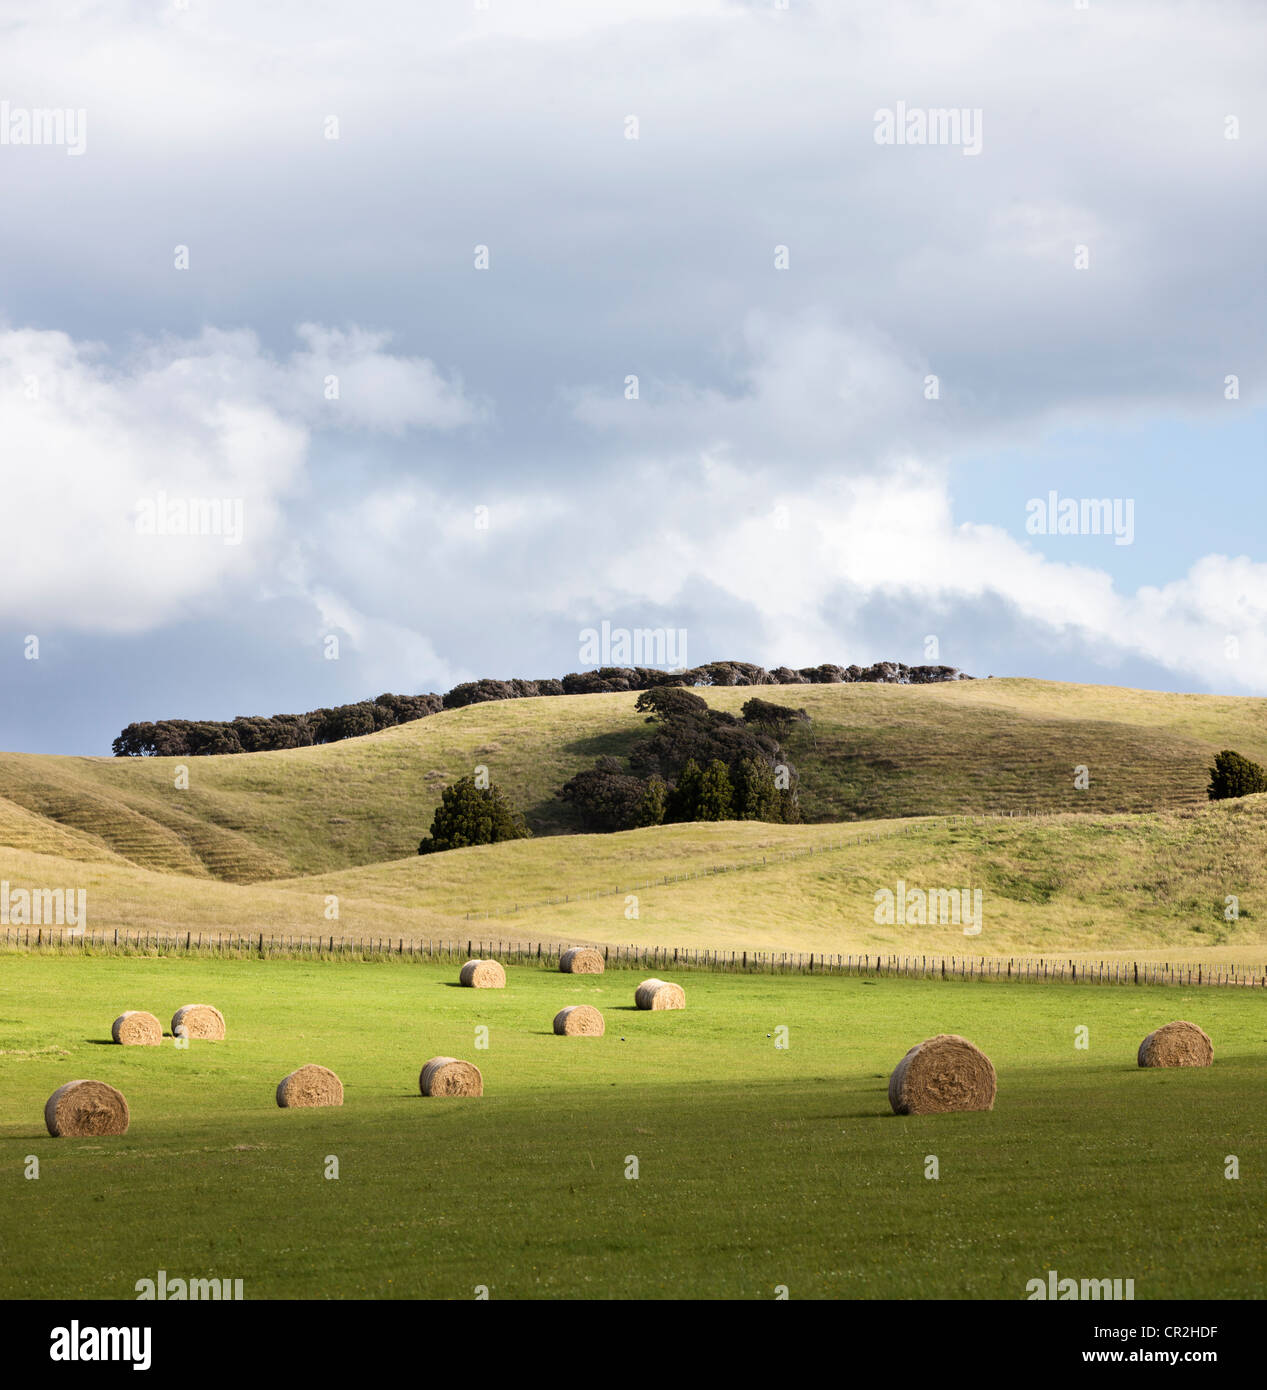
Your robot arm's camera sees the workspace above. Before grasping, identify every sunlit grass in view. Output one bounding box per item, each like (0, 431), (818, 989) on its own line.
(1, 954), (1263, 1299)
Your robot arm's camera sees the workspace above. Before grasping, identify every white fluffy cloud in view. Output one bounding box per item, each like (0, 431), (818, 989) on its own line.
(571, 313), (936, 466)
(4, 307), (1261, 695)
(0, 323), (478, 631)
(325, 448), (1267, 692)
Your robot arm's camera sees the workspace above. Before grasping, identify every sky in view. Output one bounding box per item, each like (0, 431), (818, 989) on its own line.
(1, 0), (1265, 754)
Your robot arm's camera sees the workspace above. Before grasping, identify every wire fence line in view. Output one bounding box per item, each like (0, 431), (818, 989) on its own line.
(1, 925), (1261, 989)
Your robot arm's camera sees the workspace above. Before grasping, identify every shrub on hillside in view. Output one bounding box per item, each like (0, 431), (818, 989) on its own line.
(740, 697), (809, 737)
(732, 754), (781, 820)
(695, 759), (737, 820)
(557, 758), (667, 831)
(1207, 749), (1267, 800)
(634, 686), (710, 720)
(418, 775), (532, 853)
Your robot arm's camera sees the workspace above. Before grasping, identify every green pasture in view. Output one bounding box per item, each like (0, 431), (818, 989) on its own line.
(1, 954), (1263, 1299)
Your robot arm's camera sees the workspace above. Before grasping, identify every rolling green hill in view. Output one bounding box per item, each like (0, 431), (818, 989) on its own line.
(283, 795), (1267, 958)
(1, 679), (1263, 884)
(3, 798), (1266, 964)
(2, 677), (1266, 964)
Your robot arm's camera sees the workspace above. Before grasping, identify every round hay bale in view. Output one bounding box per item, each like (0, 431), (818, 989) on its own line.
(559, 947), (604, 975)
(276, 1064), (344, 1108)
(170, 1004), (225, 1041)
(459, 959), (506, 989)
(553, 1005), (605, 1036)
(44, 1080), (130, 1137)
(635, 978), (686, 1011)
(420, 1056), (483, 1097)
(111, 1010), (162, 1046)
(1138, 1020), (1213, 1068)
(888, 1034), (997, 1115)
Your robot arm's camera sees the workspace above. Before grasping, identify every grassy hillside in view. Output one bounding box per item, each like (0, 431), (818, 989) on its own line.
(0, 692), (628, 881)
(780, 678), (1266, 822)
(292, 796), (1267, 958)
(2, 955), (1264, 1299)
(0, 679), (1264, 884)
(4, 798), (1267, 964)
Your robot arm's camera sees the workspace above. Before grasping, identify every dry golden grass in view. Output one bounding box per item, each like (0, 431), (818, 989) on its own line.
(2, 679), (1265, 968)
(1, 679), (1262, 882)
(2, 797), (1266, 967)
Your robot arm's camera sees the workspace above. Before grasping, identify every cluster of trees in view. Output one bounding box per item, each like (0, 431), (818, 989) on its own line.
(1207, 750), (1267, 800)
(112, 658), (965, 756)
(418, 775), (531, 854)
(111, 693), (443, 757)
(558, 688), (807, 831)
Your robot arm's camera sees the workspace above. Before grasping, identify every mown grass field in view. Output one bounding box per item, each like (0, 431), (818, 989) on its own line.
(1, 955), (1264, 1299)
(1, 679), (1263, 883)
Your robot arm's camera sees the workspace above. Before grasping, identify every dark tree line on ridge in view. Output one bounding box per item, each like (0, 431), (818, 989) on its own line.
(111, 658), (968, 757)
